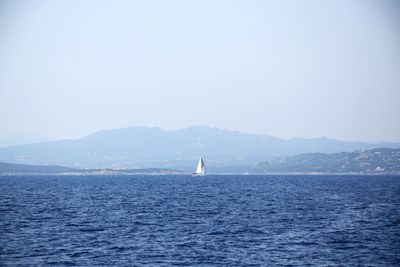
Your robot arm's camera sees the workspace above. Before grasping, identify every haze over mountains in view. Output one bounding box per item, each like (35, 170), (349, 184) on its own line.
(0, 126), (399, 171)
(0, 134), (58, 148)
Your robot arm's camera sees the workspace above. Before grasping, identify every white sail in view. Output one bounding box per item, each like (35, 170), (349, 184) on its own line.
(193, 157), (206, 176)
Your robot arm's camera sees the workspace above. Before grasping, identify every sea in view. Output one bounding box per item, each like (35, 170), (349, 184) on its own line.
(0, 174), (399, 266)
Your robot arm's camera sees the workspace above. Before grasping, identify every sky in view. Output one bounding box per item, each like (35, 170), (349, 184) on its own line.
(0, 0), (399, 142)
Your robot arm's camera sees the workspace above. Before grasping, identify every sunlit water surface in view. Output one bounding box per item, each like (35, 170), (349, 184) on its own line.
(1, 175), (399, 266)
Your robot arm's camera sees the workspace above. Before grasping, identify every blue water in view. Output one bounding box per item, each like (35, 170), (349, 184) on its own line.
(1, 175), (399, 266)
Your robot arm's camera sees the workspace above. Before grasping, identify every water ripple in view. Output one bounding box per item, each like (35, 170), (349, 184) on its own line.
(0, 174), (400, 266)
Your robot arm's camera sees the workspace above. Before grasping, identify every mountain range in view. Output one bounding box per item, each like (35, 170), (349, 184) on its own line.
(0, 126), (399, 170)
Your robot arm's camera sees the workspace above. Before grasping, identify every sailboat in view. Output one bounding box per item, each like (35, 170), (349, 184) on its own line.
(193, 157), (206, 176)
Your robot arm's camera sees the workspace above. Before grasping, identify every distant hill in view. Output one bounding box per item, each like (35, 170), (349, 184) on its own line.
(0, 162), (76, 174)
(254, 148), (400, 174)
(0, 162), (183, 175)
(0, 126), (399, 170)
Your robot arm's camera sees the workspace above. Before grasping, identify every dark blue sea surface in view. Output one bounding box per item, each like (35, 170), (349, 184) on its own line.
(1, 175), (400, 266)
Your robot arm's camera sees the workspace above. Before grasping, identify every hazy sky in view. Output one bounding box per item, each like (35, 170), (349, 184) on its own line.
(1, 0), (399, 142)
